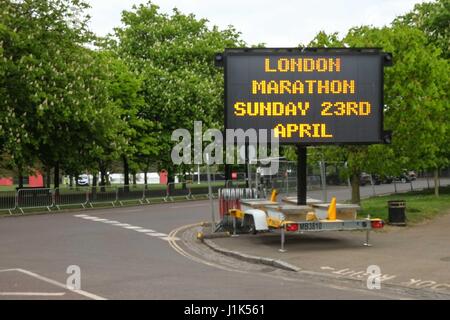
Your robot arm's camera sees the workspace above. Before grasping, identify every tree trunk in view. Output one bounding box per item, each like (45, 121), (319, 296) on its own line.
(18, 167), (24, 189)
(90, 173), (97, 200)
(182, 170), (187, 190)
(224, 164), (231, 187)
(123, 156), (130, 192)
(54, 162), (60, 190)
(45, 166), (51, 188)
(167, 168), (175, 195)
(69, 175), (73, 188)
(122, 156), (130, 192)
(123, 156), (129, 185)
(144, 159), (150, 190)
(100, 168), (105, 185)
(132, 172), (137, 186)
(350, 172), (361, 204)
(434, 169), (440, 197)
(99, 164), (106, 192)
(144, 170), (148, 189)
(75, 173), (80, 187)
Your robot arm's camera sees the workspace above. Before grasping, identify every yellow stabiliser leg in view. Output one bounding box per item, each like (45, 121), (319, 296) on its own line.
(270, 189), (278, 202)
(229, 209), (244, 219)
(328, 197), (337, 220)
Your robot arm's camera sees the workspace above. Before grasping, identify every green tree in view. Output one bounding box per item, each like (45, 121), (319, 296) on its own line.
(0, 0), (125, 188)
(97, 50), (159, 189)
(308, 24), (449, 202)
(114, 1), (243, 185)
(344, 25), (449, 197)
(395, 0), (450, 58)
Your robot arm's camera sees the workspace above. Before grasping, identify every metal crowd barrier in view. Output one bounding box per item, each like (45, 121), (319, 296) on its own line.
(17, 188), (53, 213)
(0, 191), (17, 214)
(225, 180), (246, 188)
(0, 183), (237, 214)
(165, 182), (191, 201)
(143, 187), (167, 203)
(88, 186), (118, 207)
(54, 187), (89, 209)
(218, 188), (258, 218)
(117, 185), (145, 205)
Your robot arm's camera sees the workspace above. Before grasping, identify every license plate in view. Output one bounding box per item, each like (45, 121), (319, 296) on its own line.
(299, 222), (323, 231)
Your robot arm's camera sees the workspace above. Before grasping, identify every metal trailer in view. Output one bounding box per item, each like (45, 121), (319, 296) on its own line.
(278, 218), (384, 252)
(227, 198), (384, 252)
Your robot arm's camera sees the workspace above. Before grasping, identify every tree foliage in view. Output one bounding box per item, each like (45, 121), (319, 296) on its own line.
(0, 0), (124, 186)
(113, 1), (243, 179)
(307, 23), (449, 202)
(394, 0), (450, 58)
(0, 0), (448, 196)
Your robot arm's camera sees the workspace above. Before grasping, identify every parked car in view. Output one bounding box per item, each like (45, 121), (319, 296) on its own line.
(394, 172), (412, 183)
(381, 175), (394, 184)
(77, 174), (89, 186)
(360, 173), (372, 186)
(371, 174), (382, 185)
(372, 174), (393, 185)
(407, 170), (417, 181)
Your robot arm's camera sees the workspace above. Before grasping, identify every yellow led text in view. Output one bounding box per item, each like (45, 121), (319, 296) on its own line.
(252, 80), (355, 95)
(265, 58), (341, 73)
(234, 101), (310, 116)
(274, 123), (333, 138)
(321, 101), (371, 116)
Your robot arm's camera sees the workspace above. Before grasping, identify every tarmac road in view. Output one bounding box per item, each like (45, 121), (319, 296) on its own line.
(0, 178), (448, 300)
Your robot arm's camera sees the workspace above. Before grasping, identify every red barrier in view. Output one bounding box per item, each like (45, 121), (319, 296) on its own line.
(219, 191), (241, 218)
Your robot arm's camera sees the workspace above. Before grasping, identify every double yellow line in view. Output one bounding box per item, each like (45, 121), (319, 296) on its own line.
(167, 222), (244, 273)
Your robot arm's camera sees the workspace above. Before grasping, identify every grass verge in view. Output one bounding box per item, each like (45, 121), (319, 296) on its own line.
(359, 186), (450, 224)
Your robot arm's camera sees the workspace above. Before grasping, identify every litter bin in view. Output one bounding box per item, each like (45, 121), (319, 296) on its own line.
(388, 200), (406, 226)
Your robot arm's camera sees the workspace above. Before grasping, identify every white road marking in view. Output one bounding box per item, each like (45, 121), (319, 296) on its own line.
(74, 215), (170, 241)
(0, 292), (66, 296)
(319, 265), (450, 293)
(170, 204), (206, 209)
(146, 233), (167, 237)
(124, 226), (142, 230)
(122, 209), (144, 213)
(74, 214), (88, 217)
(160, 237), (180, 241)
(321, 266), (336, 271)
(0, 268), (106, 300)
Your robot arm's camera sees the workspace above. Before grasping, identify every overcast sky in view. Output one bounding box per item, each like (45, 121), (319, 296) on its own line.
(87, 0), (424, 47)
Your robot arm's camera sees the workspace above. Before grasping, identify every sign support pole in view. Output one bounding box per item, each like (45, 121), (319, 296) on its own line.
(245, 143), (250, 188)
(297, 145), (307, 206)
(205, 153), (215, 233)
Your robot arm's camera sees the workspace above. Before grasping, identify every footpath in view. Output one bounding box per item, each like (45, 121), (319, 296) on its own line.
(206, 212), (450, 295)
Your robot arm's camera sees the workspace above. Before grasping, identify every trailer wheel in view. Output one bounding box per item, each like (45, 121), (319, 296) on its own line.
(243, 215), (257, 234)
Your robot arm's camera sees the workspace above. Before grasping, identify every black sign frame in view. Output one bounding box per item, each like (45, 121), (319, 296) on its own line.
(219, 48), (392, 146)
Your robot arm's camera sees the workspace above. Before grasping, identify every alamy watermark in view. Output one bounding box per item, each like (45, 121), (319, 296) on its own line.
(66, 265), (81, 290)
(366, 265), (381, 290)
(171, 121), (280, 174)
